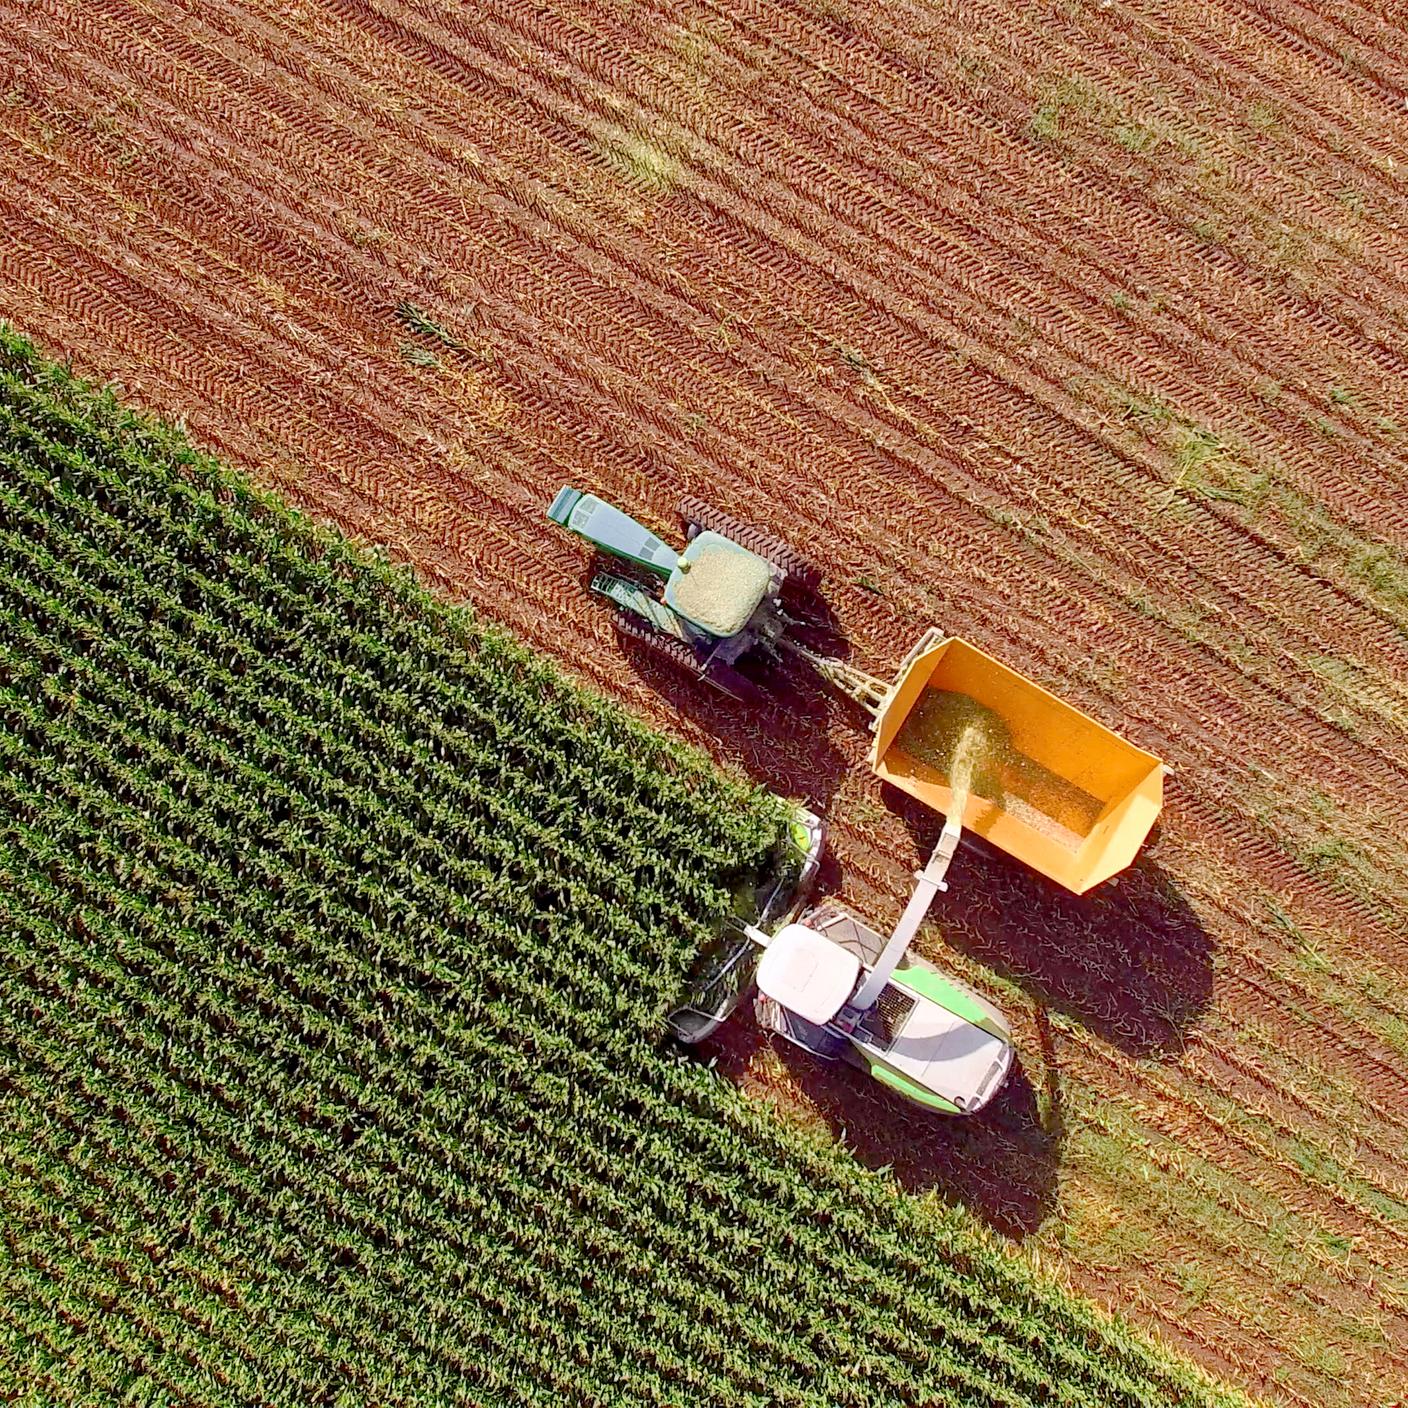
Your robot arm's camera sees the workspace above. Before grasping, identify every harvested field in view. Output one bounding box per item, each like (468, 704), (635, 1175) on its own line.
(1, 0), (1406, 1404)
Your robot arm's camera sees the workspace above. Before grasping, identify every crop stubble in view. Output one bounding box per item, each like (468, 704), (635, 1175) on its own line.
(1, 0), (1406, 1403)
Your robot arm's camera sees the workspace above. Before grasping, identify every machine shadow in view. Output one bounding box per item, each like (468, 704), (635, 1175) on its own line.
(711, 1021), (1061, 1239)
(593, 556), (857, 811)
(615, 634), (854, 809)
(780, 581), (850, 662)
(886, 789), (1214, 1056)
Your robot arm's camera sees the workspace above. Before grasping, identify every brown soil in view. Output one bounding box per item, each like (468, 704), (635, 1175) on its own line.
(2, 1), (1407, 1403)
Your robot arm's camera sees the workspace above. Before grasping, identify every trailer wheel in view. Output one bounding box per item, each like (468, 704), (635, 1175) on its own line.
(678, 497), (822, 592)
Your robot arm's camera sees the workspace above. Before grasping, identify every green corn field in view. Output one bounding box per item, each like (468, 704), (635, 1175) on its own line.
(0, 325), (1251, 1407)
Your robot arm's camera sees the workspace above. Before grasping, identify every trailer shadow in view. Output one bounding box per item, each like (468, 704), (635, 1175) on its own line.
(886, 788), (1214, 1056)
(710, 1020), (1061, 1238)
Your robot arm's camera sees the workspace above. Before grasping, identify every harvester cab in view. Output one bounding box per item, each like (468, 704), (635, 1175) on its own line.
(752, 905), (1014, 1115)
(733, 803), (1018, 1116)
(670, 805), (1013, 1116)
(547, 487), (817, 702)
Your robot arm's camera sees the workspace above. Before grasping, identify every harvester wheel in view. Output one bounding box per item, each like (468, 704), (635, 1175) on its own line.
(678, 497), (822, 592)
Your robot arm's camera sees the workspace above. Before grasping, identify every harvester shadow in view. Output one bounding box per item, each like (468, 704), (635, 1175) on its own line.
(710, 1021), (1060, 1238)
(886, 789), (1214, 1056)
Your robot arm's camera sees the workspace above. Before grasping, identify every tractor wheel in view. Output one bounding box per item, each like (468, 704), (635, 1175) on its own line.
(613, 614), (763, 705)
(611, 612), (701, 676)
(678, 496), (822, 592)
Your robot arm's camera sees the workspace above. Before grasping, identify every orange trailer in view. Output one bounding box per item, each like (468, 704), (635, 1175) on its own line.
(806, 628), (1165, 893)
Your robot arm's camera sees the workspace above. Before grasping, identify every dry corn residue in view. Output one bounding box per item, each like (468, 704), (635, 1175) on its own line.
(894, 691), (1106, 848)
(669, 540), (771, 636)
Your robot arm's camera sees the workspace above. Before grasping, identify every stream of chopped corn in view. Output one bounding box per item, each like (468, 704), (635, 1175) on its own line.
(894, 690), (1105, 848)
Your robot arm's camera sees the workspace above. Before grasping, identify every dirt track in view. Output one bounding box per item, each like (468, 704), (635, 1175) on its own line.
(3, 0), (1407, 1401)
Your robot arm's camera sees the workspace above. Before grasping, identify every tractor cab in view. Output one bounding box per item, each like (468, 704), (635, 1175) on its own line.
(547, 487), (810, 700)
(664, 531), (775, 639)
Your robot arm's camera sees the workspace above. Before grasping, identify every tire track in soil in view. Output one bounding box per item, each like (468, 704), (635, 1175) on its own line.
(294, 0), (1408, 782)
(518, 0), (1408, 653)
(676, 0), (1408, 461)
(358, 0), (1408, 573)
(1079, 1034), (1408, 1269)
(1059, 1056), (1408, 1396)
(82, 0), (1408, 906)
(881, 0), (1408, 297)
(60, 0), (1402, 695)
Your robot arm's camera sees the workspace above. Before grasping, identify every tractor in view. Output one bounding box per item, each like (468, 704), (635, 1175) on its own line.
(546, 487), (820, 702)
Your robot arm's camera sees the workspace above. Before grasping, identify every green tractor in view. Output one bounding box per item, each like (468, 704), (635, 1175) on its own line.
(547, 487), (821, 702)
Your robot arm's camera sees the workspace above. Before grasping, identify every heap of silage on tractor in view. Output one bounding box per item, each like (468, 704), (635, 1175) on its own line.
(0, 325), (1253, 1408)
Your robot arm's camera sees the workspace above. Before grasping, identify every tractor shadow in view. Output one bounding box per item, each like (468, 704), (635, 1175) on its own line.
(710, 1018), (1061, 1238)
(886, 788), (1214, 1056)
(779, 581), (850, 661)
(590, 555), (856, 812)
(615, 633), (854, 810)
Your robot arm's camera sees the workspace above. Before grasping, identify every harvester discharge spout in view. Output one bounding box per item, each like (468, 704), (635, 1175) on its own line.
(844, 814), (962, 1020)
